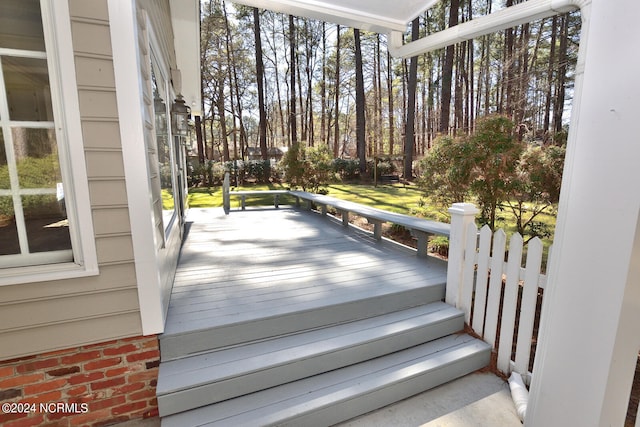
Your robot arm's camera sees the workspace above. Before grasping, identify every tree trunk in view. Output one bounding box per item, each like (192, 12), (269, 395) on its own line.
(403, 17), (420, 179)
(543, 16), (557, 136)
(553, 14), (569, 133)
(195, 115), (205, 164)
(354, 28), (366, 174)
(253, 8), (268, 160)
(439, 0), (459, 133)
(320, 23), (327, 145)
(289, 15), (297, 144)
(387, 51), (395, 156)
(333, 25), (341, 157)
(217, 84), (230, 161)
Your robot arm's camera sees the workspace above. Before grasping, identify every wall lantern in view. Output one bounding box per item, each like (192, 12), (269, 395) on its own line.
(171, 94), (191, 137)
(153, 95), (167, 136)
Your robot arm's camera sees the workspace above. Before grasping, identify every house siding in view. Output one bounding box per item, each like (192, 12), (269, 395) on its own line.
(0, 0), (143, 362)
(0, 1), (188, 423)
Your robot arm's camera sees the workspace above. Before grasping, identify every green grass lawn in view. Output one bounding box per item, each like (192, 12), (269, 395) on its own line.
(188, 182), (297, 210)
(187, 182), (556, 263)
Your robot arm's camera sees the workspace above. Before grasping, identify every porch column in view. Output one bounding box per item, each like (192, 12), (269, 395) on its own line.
(526, 0), (640, 425)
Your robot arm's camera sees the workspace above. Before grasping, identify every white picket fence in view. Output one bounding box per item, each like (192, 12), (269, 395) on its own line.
(451, 219), (551, 383)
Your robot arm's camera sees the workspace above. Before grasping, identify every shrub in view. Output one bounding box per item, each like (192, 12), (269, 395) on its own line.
(332, 158), (360, 180)
(429, 236), (450, 257)
(244, 160), (271, 183)
(278, 143), (333, 192)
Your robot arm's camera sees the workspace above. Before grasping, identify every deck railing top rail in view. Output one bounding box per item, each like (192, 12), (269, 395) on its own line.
(222, 174), (450, 257)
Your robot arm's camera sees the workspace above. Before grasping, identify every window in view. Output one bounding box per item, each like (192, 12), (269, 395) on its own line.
(151, 59), (177, 233)
(0, 0), (97, 283)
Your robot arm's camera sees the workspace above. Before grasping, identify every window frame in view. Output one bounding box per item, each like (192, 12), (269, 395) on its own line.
(150, 49), (179, 239)
(0, 0), (98, 286)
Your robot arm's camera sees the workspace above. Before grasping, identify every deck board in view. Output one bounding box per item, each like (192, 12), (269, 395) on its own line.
(164, 208), (448, 337)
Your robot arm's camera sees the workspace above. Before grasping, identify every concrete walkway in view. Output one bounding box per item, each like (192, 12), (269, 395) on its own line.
(116, 372), (521, 427)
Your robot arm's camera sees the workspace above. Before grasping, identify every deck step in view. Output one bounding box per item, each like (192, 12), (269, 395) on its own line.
(157, 302), (463, 417)
(160, 334), (491, 427)
(159, 279), (446, 361)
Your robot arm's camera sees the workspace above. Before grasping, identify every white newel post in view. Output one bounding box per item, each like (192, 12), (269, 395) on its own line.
(223, 172), (230, 214)
(446, 203), (479, 307)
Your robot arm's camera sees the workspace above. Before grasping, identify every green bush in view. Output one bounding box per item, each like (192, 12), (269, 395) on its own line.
(244, 160), (271, 183)
(429, 235), (450, 257)
(278, 143), (333, 192)
(331, 158), (360, 180)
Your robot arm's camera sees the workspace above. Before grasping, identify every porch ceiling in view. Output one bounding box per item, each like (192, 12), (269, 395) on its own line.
(228, 0), (441, 33)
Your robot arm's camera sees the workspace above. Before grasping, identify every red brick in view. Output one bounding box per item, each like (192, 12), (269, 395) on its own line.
(68, 371), (104, 385)
(0, 366), (15, 378)
(103, 344), (137, 356)
(15, 358), (59, 374)
(65, 386), (88, 397)
(129, 388), (155, 402)
(83, 357), (122, 372)
(0, 412), (29, 424)
(60, 351), (101, 365)
(121, 336), (146, 343)
(111, 400), (147, 416)
(0, 373), (44, 389)
(104, 367), (129, 378)
(143, 408), (159, 418)
(41, 347), (75, 358)
(145, 360), (160, 370)
(94, 415), (129, 427)
(90, 376), (126, 391)
(23, 390), (62, 405)
(68, 408), (110, 426)
(84, 339), (118, 350)
(0, 355), (36, 365)
(24, 378), (67, 396)
(127, 370), (157, 384)
(69, 393), (96, 405)
(2, 414), (44, 427)
(125, 350), (159, 363)
(88, 395), (127, 412)
(141, 339), (159, 350)
(45, 402), (89, 422)
(39, 421), (69, 427)
(0, 388), (22, 400)
(46, 366), (80, 377)
(113, 382), (145, 395)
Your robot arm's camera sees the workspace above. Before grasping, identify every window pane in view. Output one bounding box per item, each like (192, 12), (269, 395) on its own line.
(22, 194), (71, 253)
(4, 57), (53, 121)
(12, 127), (62, 189)
(0, 0), (45, 51)
(151, 61), (176, 228)
(0, 130), (9, 189)
(0, 197), (20, 255)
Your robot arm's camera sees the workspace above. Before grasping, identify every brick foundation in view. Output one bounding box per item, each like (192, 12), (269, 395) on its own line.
(0, 336), (159, 427)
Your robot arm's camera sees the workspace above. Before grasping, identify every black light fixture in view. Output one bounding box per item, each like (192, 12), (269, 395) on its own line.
(154, 94), (167, 136)
(171, 94), (190, 136)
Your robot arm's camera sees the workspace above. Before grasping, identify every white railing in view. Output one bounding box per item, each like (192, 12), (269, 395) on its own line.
(447, 204), (551, 384)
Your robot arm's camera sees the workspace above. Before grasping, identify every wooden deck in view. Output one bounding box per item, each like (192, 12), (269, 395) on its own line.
(162, 207), (448, 358)
(158, 207), (494, 425)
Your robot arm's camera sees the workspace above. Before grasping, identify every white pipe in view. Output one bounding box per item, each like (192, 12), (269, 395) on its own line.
(387, 0), (590, 58)
(509, 371), (529, 422)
